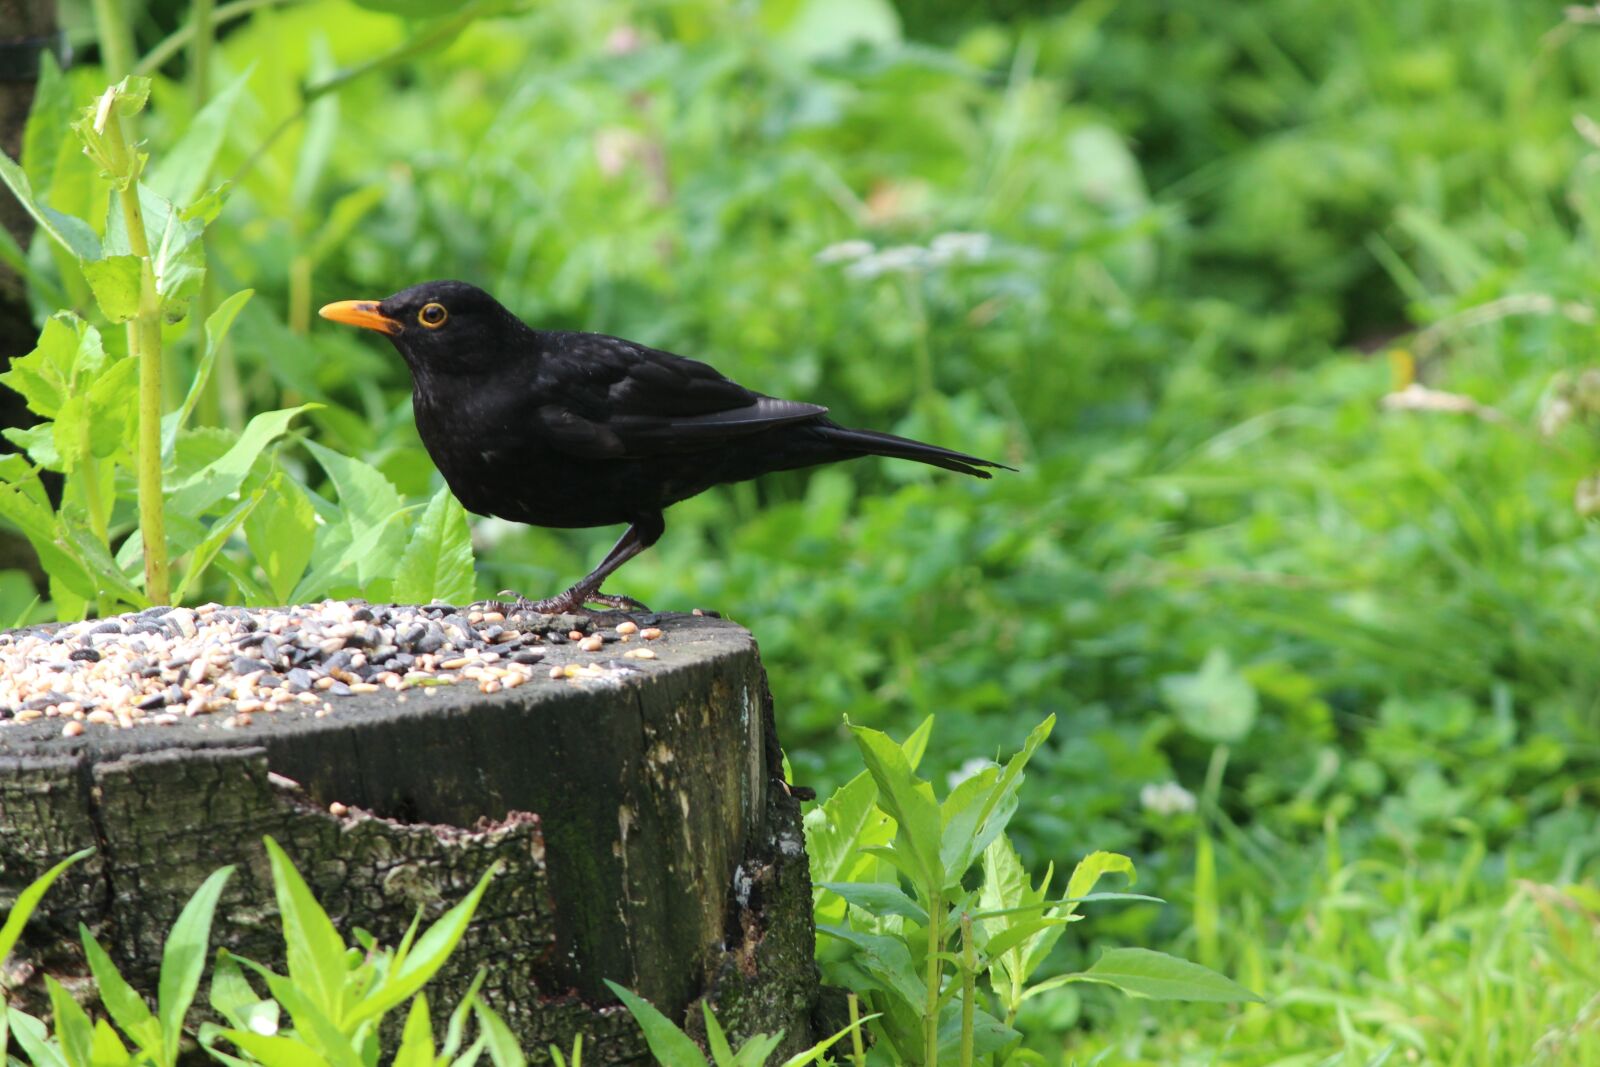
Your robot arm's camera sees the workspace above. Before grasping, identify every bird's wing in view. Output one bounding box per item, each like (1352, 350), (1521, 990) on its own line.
(532, 334), (827, 458)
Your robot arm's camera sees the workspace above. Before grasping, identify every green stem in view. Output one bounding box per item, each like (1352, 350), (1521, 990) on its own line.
(136, 0), (310, 76)
(288, 253), (312, 335)
(89, 0), (138, 81)
(902, 272), (935, 404)
(101, 105), (171, 606)
(925, 891), (942, 1067)
(959, 913), (976, 1067)
(847, 994), (866, 1067)
(189, 0), (217, 106)
(227, 0), (490, 187)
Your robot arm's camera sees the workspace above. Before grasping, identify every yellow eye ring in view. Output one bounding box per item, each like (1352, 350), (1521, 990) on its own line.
(418, 302), (448, 328)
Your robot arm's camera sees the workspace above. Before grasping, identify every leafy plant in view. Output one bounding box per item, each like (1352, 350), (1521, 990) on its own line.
(603, 980), (873, 1067)
(807, 715), (1259, 1065)
(0, 839), (501, 1067)
(200, 836), (498, 1066)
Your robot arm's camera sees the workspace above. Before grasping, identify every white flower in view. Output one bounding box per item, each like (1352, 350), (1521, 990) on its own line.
(927, 231), (991, 264)
(947, 756), (997, 791)
(814, 239), (875, 265)
(1140, 781), (1197, 817)
(844, 244), (929, 280)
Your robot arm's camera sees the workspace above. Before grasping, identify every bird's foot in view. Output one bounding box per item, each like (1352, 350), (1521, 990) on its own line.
(489, 587), (651, 617)
(583, 590), (652, 612)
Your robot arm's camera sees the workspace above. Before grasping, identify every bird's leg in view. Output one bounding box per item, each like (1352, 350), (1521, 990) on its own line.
(516, 516), (663, 615)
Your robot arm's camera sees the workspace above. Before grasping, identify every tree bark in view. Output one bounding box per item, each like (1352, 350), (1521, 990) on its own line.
(0, 613), (823, 1063)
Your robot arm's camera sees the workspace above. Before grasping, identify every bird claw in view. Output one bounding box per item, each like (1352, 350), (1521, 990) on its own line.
(492, 588), (651, 617)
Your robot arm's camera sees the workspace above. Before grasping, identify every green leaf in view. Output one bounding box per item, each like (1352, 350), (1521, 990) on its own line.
(765, 0), (901, 60)
(817, 881), (929, 925)
(350, 0), (474, 16)
(158, 866), (235, 1065)
(393, 995), (435, 1067)
(1065, 851), (1136, 906)
(775, 1011), (881, 1067)
(262, 837), (350, 1023)
(347, 862), (498, 1027)
(167, 404), (316, 517)
(48, 975), (96, 1067)
(215, 1030), (333, 1067)
(90, 1017), (132, 1067)
(173, 486), (269, 603)
(980, 917), (1071, 964)
(602, 981), (709, 1067)
(244, 473), (318, 604)
(302, 439), (404, 531)
(472, 1001), (527, 1067)
(0, 147), (101, 260)
(80, 925), (163, 1054)
(815, 925), (927, 1011)
(8, 1007), (68, 1067)
(392, 487), (476, 605)
(939, 715), (1053, 887)
(849, 722), (944, 897)
(149, 68), (252, 208)
(0, 847), (92, 961)
(1074, 948), (1263, 1003)
(81, 255), (144, 322)
(1160, 648), (1258, 744)
(164, 289), (255, 459)
(935, 1005), (1018, 1063)
(701, 1002), (735, 1066)
(210, 951), (280, 1037)
(74, 78), (151, 188)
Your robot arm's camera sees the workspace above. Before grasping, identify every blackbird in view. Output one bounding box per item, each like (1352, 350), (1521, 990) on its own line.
(320, 280), (1009, 613)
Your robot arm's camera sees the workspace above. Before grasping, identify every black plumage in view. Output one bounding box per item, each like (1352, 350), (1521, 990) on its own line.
(320, 280), (1009, 612)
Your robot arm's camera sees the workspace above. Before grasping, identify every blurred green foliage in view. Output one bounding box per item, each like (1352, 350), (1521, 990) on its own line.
(5, 0), (1600, 1061)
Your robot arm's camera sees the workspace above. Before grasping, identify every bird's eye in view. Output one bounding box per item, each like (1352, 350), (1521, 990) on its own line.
(418, 303), (448, 328)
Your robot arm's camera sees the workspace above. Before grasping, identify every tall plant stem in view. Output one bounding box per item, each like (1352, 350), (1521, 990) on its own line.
(190, 0), (216, 106)
(959, 913), (976, 1067)
(925, 890), (943, 1067)
(89, 0), (137, 81)
(100, 105), (170, 605)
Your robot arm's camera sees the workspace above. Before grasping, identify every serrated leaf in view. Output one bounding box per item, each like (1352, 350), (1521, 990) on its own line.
(245, 473), (319, 604)
(82, 255), (143, 322)
(849, 722), (944, 897)
(167, 405), (315, 517)
(392, 487), (476, 605)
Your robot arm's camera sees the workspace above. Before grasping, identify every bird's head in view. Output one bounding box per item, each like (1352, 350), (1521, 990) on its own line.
(318, 280), (524, 376)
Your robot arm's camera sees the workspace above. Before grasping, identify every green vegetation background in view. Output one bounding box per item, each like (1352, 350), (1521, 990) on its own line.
(7, 0), (1600, 1062)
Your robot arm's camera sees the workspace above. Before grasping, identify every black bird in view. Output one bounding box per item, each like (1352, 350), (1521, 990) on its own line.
(320, 280), (1010, 613)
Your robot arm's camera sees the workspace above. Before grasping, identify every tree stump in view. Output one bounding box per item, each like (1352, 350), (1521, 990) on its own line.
(0, 612), (822, 1063)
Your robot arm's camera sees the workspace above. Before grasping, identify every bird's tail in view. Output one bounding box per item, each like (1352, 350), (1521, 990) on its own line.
(818, 423), (1013, 479)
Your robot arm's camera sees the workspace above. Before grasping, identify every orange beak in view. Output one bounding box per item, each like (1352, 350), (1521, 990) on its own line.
(318, 300), (401, 335)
